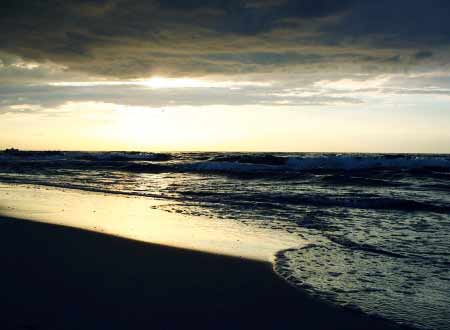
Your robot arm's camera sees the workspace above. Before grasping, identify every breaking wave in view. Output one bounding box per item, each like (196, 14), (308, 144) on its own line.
(1, 151), (449, 175)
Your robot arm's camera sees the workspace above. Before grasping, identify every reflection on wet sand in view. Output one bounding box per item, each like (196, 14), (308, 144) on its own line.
(0, 183), (303, 261)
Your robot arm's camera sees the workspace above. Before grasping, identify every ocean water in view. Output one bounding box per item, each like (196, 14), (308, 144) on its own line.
(0, 150), (449, 329)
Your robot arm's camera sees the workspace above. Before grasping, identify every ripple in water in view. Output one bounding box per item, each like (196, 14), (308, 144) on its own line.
(275, 242), (450, 330)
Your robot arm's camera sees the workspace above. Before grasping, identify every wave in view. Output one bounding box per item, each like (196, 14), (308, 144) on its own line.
(200, 154), (450, 172)
(1, 152), (450, 178)
(179, 190), (450, 213)
(210, 154), (287, 165)
(320, 175), (409, 187)
(324, 235), (407, 259)
(2, 151), (449, 169)
(0, 160), (171, 174)
(0, 150), (172, 162)
(285, 154), (450, 171)
(1, 168), (447, 213)
(75, 152), (172, 162)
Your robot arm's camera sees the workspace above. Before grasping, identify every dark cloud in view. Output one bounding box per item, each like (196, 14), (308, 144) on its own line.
(415, 51), (433, 61)
(1, 0), (450, 78)
(336, 0), (450, 46)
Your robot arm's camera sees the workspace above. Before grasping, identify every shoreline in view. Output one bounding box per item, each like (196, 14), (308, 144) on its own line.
(0, 183), (303, 261)
(0, 216), (408, 330)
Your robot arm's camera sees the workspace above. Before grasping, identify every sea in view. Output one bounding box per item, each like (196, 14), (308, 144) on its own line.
(0, 150), (449, 330)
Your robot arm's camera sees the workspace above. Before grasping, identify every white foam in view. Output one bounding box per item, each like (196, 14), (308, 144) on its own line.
(185, 155), (450, 173)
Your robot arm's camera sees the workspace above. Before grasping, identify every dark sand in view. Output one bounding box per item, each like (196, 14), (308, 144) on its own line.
(0, 216), (407, 330)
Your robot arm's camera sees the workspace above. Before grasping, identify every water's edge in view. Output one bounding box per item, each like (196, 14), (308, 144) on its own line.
(272, 247), (419, 330)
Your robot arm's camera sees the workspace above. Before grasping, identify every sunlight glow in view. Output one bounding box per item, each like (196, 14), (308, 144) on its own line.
(2, 100), (449, 153)
(49, 76), (272, 89)
(314, 75), (391, 91)
(138, 77), (214, 89)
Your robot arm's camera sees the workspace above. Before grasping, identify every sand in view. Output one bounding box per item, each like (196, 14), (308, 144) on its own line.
(0, 216), (408, 330)
(0, 183), (303, 260)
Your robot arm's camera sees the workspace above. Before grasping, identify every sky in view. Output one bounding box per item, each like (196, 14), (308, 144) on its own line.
(1, 0), (450, 152)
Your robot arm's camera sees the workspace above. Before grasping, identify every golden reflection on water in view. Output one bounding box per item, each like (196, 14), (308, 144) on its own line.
(0, 183), (304, 261)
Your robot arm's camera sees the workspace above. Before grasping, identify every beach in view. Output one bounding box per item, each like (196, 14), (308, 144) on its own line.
(0, 184), (411, 329)
(0, 215), (407, 330)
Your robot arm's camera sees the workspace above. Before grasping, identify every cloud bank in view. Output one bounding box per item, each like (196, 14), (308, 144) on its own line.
(1, 0), (449, 78)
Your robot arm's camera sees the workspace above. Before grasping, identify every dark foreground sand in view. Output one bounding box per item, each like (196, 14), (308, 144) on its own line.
(0, 216), (407, 330)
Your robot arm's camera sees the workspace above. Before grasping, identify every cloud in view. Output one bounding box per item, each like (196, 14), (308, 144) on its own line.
(314, 76), (391, 91)
(0, 73), (370, 113)
(5, 69), (450, 115)
(415, 51), (433, 61)
(1, 1), (450, 78)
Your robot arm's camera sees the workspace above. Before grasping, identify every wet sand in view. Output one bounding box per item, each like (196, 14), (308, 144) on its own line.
(0, 216), (407, 330)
